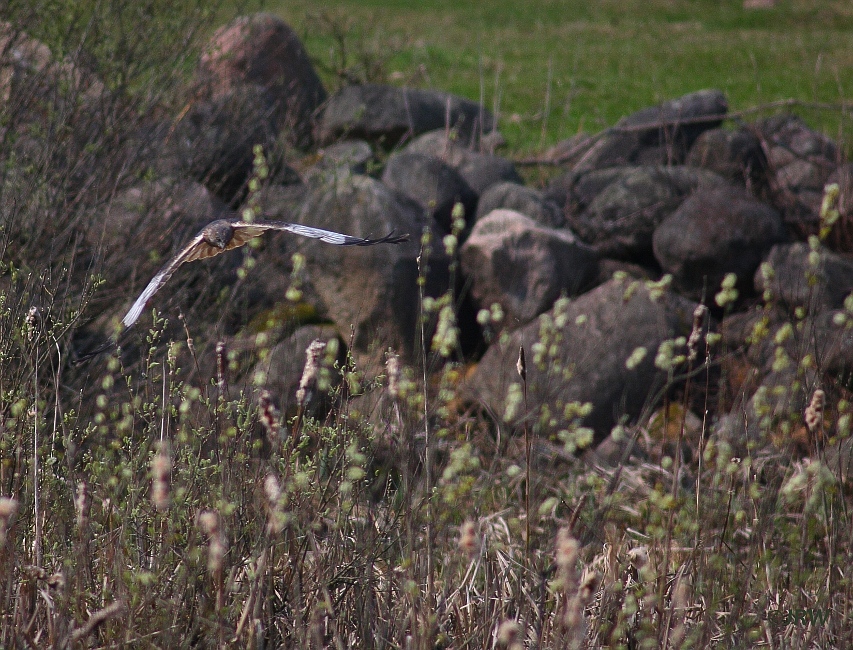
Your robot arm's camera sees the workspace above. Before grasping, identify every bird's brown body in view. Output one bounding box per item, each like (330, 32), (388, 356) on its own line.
(202, 220), (234, 249)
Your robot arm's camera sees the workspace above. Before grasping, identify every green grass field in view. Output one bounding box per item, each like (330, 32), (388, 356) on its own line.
(267, 0), (853, 152)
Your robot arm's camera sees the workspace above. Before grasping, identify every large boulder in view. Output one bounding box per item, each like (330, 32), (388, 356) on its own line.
(198, 13), (327, 147)
(457, 154), (523, 195)
(460, 210), (597, 328)
(653, 185), (786, 299)
(318, 84), (494, 147)
(755, 242), (853, 314)
(565, 166), (727, 260)
(574, 89), (728, 172)
(475, 182), (565, 229)
(306, 140), (375, 178)
(403, 129), (521, 195)
(288, 174), (442, 357)
(467, 277), (699, 445)
(158, 84), (284, 201)
(381, 152), (477, 232)
(685, 127), (768, 189)
(757, 114), (839, 231)
(250, 324), (346, 420)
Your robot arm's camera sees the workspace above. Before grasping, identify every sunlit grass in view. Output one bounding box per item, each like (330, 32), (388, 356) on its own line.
(266, 0), (853, 152)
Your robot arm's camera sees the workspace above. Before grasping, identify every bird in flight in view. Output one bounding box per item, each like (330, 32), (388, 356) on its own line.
(121, 219), (408, 330)
(74, 219), (407, 363)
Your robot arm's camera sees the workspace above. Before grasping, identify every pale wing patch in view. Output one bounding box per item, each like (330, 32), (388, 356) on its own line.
(121, 233), (206, 329)
(260, 221), (369, 245)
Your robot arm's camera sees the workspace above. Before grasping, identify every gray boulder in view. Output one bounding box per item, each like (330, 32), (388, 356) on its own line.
(566, 166), (727, 259)
(91, 179), (236, 325)
(653, 185), (786, 298)
(475, 182), (565, 228)
(574, 89), (728, 172)
(685, 127), (768, 188)
(318, 84), (494, 147)
(294, 140), (376, 188)
(566, 167), (633, 214)
(251, 324), (345, 420)
(460, 209), (597, 328)
(755, 242), (853, 314)
(158, 84), (283, 201)
(404, 129), (521, 194)
(289, 174), (442, 356)
(458, 154), (523, 195)
(381, 151), (477, 231)
(467, 277), (699, 445)
(757, 114), (839, 229)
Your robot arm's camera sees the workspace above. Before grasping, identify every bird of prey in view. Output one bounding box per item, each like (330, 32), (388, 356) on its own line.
(120, 219), (408, 330)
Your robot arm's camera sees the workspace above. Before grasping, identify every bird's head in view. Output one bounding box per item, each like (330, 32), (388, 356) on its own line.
(204, 220), (234, 249)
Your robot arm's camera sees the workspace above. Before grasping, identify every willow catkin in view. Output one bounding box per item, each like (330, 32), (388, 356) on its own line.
(458, 521), (480, 559)
(0, 497), (18, 545)
(296, 339), (327, 407)
(198, 510), (226, 572)
(805, 389), (825, 433)
(151, 442), (171, 511)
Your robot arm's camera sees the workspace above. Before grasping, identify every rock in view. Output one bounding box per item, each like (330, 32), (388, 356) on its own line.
(566, 166), (727, 260)
(720, 307), (778, 369)
(251, 324), (345, 420)
(310, 140), (374, 176)
(619, 89), (728, 146)
(88, 179), (252, 334)
(475, 182), (565, 228)
(593, 259), (655, 286)
(403, 129), (521, 195)
(159, 84), (283, 201)
(404, 129), (472, 166)
(653, 185), (786, 298)
(542, 170), (576, 211)
(381, 152), (477, 232)
(574, 89), (728, 172)
(457, 154), (523, 195)
(460, 209), (597, 328)
(256, 182), (310, 221)
(823, 163), (853, 250)
(466, 277), (699, 445)
(289, 174), (442, 357)
(318, 84), (494, 147)
(685, 127), (768, 188)
(0, 22), (106, 107)
(98, 179), (233, 245)
(93, 178), (233, 273)
(757, 114), (839, 230)
(198, 13), (327, 147)
(566, 167), (634, 214)
(755, 242), (853, 314)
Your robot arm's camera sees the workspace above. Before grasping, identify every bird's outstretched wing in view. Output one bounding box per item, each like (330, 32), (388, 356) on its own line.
(240, 221), (409, 246)
(120, 220), (408, 331)
(121, 231), (214, 329)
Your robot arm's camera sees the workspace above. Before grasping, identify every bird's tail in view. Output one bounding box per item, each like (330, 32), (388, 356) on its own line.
(72, 337), (118, 365)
